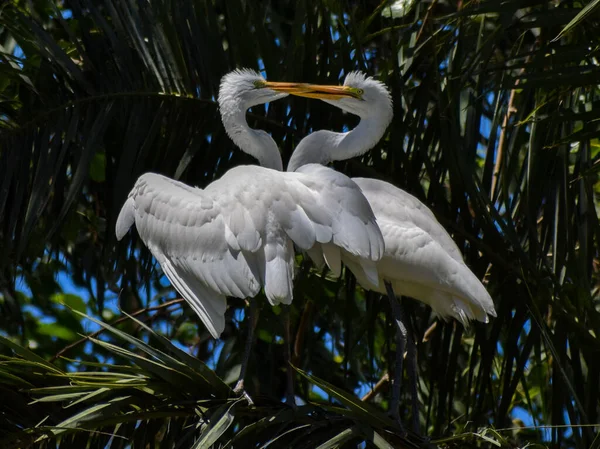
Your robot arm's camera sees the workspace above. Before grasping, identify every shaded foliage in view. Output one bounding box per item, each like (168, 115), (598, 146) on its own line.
(0, 0), (599, 447)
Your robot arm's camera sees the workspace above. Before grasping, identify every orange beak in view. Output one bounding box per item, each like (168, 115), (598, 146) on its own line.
(263, 81), (315, 94)
(264, 82), (362, 100)
(286, 84), (362, 100)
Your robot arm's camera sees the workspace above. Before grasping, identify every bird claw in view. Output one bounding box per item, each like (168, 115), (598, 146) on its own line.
(233, 380), (254, 406)
(233, 379), (244, 394)
(240, 390), (254, 406)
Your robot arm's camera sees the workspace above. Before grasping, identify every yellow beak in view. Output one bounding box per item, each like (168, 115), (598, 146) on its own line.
(263, 81), (314, 94)
(264, 81), (361, 100)
(287, 84), (362, 100)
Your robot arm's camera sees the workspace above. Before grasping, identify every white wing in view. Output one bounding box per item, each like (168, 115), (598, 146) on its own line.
(294, 164), (385, 286)
(348, 178), (496, 325)
(116, 167), (384, 337)
(116, 173), (262, 338)
(382, 221), (495, 322)
(206, 165), (384, 289)
(353, 178), (464, 263)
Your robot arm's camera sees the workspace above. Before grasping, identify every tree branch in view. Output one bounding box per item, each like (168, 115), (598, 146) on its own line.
(361, 373), (390, 402)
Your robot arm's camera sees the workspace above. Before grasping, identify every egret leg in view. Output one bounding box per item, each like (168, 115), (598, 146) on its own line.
(406, 325), (420, 433)
(282, 306), (296, 407)
(385, 282), (421, 433)
(233, 298), (259, 405)
(384, 281), (407, 426)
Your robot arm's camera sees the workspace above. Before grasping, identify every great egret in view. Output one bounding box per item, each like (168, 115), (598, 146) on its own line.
(287, 71), (497, 429)
(219, 70), (398, 403)
(116, 69), (384, 397)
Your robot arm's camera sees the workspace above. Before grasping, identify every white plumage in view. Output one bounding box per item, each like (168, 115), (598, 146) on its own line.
(344, 178), (496, 325)
(286, 72), (496, 426)
(289, 71), (496, 325)
(116, 70), (384, 339)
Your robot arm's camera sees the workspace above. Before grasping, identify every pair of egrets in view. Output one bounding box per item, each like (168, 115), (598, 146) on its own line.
(116, 69), (496, 430)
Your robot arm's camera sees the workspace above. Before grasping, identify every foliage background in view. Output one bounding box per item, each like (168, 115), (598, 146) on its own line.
(1, 0), (599, 447)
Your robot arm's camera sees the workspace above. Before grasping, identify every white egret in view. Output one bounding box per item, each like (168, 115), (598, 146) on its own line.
(116, 69), (384, 398)
(287, 72), (497, 430)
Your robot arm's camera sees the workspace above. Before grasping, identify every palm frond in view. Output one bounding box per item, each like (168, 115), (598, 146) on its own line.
(1, 0), (599, 447)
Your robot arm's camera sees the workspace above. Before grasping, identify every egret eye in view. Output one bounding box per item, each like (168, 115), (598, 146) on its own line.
(347, 87), (364, 99)
(253, 80), (266, 89)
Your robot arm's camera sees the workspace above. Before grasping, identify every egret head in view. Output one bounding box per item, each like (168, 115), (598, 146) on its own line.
(218, 69), (312, 110)
(219, 69), (315, 171)
(286, 72), (394, 172)
(290, 71), (393, 126)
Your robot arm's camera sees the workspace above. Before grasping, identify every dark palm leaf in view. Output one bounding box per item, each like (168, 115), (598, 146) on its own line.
(0, 0), (599, 447)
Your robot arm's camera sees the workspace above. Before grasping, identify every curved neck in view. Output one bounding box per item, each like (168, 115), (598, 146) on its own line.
(287, 114), (388, 172)
(221, 102), (283, 171)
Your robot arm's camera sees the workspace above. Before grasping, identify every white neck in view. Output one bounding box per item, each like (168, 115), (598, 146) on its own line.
(220, 102), (283, 171)
(287, 113), (388, 172)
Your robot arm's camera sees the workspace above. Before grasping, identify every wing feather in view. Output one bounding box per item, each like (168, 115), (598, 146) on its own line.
(116, 197), (135, 240)
(282, 206), (317, 250)
(321, 243), (341, 277)
(117, 167), (388, 339)
(294, 164), (385, 262)
(354, 178), (463, 262)
(378, 221), (495, 321)
(305, 245), (326, 269)
(262, 239), (295, 305)
(159, 255), (227, 339)
(225, 204), (262, 252)
(117, 173), (265, 337)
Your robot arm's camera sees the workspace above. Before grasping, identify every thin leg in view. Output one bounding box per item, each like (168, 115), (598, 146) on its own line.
(234, 298), (259, 405)
(406, 326), (420, 433)
(282, 306), (296, 407)
(384, 281), (407, 426)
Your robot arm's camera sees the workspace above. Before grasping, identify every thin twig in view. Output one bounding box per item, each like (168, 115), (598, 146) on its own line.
(490, 87), (518, 199)
(361, 373), (390, 402)
(292, 299), (314, 366)
(422, 321), (438, 342)
(415, 0), (439, 43)
(50, 298), (184, 362)
(490, 51), (534, 199)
